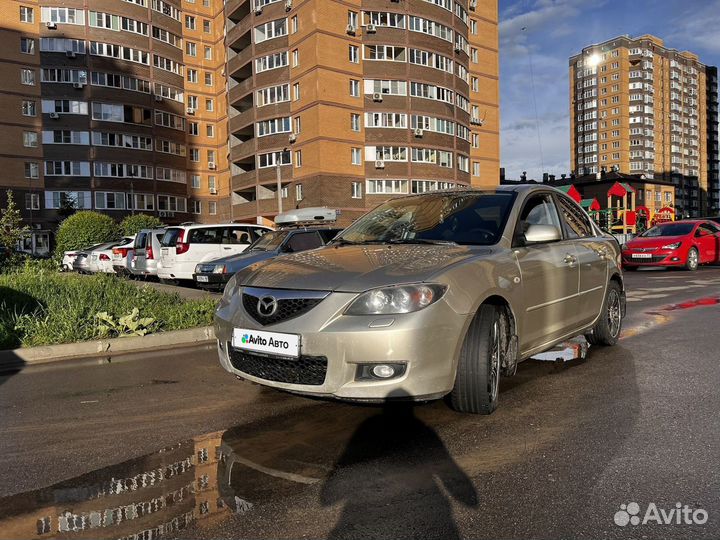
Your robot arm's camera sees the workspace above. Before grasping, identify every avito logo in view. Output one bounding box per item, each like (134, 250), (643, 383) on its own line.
(240, 333), (291, 350)
(614, 502), (708, 527)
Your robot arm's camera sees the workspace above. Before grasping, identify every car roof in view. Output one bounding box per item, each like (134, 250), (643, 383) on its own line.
(165, 223), (273, 231)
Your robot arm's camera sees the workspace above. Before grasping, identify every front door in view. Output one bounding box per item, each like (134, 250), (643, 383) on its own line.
(556, 194), (608, 327)
(694, 222), (720, 263)
(513, 193), (580, 353)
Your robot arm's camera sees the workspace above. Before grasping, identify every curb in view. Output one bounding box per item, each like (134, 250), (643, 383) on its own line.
(0, 326), (215, 373)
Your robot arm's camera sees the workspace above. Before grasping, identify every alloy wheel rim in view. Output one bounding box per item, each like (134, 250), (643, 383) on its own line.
(489, 320), (500, 401)
(607, 290), (621, 338)
(689, 250), (698, 269)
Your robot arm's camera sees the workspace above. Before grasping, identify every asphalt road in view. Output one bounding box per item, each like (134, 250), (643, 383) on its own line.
(1, 268), (719, 539)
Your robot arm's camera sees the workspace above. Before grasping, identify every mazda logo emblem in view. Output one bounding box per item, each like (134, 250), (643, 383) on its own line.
(257, 296), (278, 317)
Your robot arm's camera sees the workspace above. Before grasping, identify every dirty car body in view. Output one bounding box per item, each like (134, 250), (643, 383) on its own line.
(215, 185), (625, 413)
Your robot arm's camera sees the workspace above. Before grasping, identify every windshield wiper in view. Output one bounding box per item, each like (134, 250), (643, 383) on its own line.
(386, 238), (458, 246)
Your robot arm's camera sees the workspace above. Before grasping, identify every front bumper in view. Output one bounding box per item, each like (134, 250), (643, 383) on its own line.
(622, 250), (685, 266)
(193, 272), (230, 289)
(214, 288), (469, 400)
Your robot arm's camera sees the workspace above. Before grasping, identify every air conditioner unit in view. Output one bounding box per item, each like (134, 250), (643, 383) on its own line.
(45, 22), (57, 29)
(366, 24), (377, 34)
(285, 0), (292, 10)
(186, 107), (195, 115)
(254, 7), (262, 15)
(208, 162), (217, 170)
(209, 187), (218, 195)
(372, 92), (383, 102)
(154, 94), (164, 102)
(469, 0), (476, 10)
(454, 46), (462, 53)
(413, 128), (424, 137)
(65, 50), (76, 58)
(471, 117), (482, 125)
(375, 160), (385, 169)
(288, 133), (297, 143)
(49, 112), (60, 119)
(73, 82), (84, 89)
(346, 24), (356, 35)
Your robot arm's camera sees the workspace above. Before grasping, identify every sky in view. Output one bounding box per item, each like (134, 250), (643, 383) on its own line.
(499, 0), (720, 180)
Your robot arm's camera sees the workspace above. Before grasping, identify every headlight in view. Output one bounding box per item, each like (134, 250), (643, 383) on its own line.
(661, 242), (682, 250)
(620, 244), (628, 251)
(195, 264), (202, 274)
(345, 284), (447, 315)
(213, 264), (226, 274)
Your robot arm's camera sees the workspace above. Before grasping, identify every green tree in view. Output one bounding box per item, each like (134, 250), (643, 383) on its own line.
(120, 214), (163, 236)
(54, 211), (121, 258)
(0, 190), (29, 265)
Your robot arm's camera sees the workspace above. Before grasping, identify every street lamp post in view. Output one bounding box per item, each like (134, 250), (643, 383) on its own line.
(128, 170), (135, 215)
(276, 147), (288, 216)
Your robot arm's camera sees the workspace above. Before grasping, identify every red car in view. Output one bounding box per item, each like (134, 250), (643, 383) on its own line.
(622, 220), (720, 271)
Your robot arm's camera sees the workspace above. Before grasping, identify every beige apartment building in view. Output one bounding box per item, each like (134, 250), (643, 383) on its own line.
(0, 0), (229, 253)
(569, 34), (719, 217)
(225, 0), (500, 226)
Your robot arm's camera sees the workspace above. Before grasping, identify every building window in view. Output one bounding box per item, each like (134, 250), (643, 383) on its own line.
(470, 19), (477, 34)
(350, 113), (361, 132)
(291, 15), (298, 33)
(348, 10), (358, 28)
(20, 38), (35, 54)
(292, 49), (299, 67)
(349, 79), (360, 97)
(189, 122), (199, 135)
(190, 148), (200, 162)
(21, 69), (35, 85)
(22, 100), (36, 117)
(366, 179), (408, 194)
(207, 149), (216, 163)
(208, 201), (217, 215)
(351, 181), (362, 199)
(191, 174), (201, 188)
(294, 150), (302, 168)
(185, 15), (196, 29)
(205, 98), (214, 111)
(203, 19), (211, 33)
(293, 116), (301, 133)
(295, 183), (303, 201)
(204, 46), (212, 60)
(471, 48), (478, 63)
(293, 82), (300, 100)
(186, 41), (196, 56)
(473, 161), (480, 176)
(206, 124), (214, 137)
(191, 200), (201, 214)
(351, 147), (362, 165)
(23, 131), (38, 147)
(208, 175), (216, 190)
(24, 162), (39, 178)
(471, 77), (478, 92)
(187, 69), (198, 83)
(349, 45), (359, 63)
(20, 6), (34, 22)
(204, 72), (213, 86)
(26, 193), (40, 210)
(188, 95), (198, 109)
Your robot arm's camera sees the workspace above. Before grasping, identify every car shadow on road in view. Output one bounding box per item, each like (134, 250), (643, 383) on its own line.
(319, 390), (477, 540)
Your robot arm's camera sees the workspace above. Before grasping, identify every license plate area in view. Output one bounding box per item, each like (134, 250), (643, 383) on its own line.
(196, 275), (209, 282)
(232, 328), (300, 359)
(631, 253), (652, 259)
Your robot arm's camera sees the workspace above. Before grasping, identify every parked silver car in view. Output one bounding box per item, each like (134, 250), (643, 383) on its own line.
(215, 185), (625, 414)
(129, 228), (166, 279)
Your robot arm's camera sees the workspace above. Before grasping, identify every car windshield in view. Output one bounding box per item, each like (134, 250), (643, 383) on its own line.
(641, 223), (695, 237)
(335, 191), (516, 246)
(248, 230), (290, 251)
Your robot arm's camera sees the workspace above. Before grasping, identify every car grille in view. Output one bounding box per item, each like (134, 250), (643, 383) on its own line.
(624, 255), (667, 263)
(242, 292), (323, 326)
(228, 347), (327, 385)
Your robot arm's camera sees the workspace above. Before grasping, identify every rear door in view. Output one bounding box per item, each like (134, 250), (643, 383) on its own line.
(187, 227), (224, 263)
(555, 194), (608, 327)
(219, 226), (255, 256)
(160, 228), (183, 268)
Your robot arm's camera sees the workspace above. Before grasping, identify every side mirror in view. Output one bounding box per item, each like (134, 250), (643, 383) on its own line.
(524, 224), (561, 244)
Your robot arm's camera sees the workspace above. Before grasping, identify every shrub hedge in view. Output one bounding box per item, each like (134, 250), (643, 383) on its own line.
(54, 211), (121, 258)
(120, 214), (164, 236)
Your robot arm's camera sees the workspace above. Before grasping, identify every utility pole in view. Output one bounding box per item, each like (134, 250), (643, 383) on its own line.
(276, 147), (288, 216)
(128, 170), (135, 215)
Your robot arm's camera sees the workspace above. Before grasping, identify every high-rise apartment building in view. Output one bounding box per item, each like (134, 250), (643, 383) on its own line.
(570, 35), (719, 217)
(225, 0), (499, 226)
(0, 0), (229, 253)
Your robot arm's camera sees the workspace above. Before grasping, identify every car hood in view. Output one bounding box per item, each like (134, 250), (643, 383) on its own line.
(237, 244), (484, 293)
(626, 235), (686, 248)
(214, 250), (280, 272)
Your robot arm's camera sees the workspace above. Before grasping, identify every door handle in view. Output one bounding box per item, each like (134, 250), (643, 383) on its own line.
(222, 247), (232, 250)
(563, 254), (577, 266)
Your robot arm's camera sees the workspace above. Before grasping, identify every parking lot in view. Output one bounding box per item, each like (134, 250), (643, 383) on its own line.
(0, 267), (718, 539)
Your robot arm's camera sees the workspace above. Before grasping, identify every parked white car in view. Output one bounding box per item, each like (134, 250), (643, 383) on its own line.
(129, 228), (166, 279)
(86, 237), (135, 273)
(158, 224), (273, 283)
(110, 237), (137, 276)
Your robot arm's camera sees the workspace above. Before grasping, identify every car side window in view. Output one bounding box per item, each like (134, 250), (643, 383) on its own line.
(225, 227), (251, 244)
(514, 194), (562, 245)
(696, 223), (716, 237)
(285, 232), (323, 252)
(557, 196), (593, 239)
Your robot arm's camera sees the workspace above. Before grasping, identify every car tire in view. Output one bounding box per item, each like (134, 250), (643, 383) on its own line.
(684, 247), (699, 271)
(159, 278), (179, 286)
(585, 281), (623, 347)
(449, 304), (501, 415)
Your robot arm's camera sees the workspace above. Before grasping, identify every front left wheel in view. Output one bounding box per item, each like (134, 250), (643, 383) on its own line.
(449, 305), (501, 415)
(585, 281), (623, 346)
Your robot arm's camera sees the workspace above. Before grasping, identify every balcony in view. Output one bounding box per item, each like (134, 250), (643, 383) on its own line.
(227, 17), (252, 50)
(231, 138), (258, 162)
(225, 0), (250, 23)
(229, 78), (254, 107)
(232, 170), (258, 190)
(229, 107), (256, 135)
(228, 47), (253, 82)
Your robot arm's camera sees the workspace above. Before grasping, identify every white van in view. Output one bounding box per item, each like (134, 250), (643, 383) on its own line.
(157, 223), (273, 282)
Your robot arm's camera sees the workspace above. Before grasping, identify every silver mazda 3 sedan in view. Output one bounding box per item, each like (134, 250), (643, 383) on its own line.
(215, 185), (625, 414)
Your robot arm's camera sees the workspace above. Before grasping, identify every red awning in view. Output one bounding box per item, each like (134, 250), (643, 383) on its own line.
(607, 182), (628, 198)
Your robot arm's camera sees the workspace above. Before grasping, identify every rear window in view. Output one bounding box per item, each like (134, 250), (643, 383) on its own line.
(186, 226), (258, 244)
(134, 232), (147, 249)
(161, 228), (183, 247)
(318, 229), (342, 243)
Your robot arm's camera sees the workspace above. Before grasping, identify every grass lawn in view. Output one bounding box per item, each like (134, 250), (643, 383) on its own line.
(0, 265), (217, 349)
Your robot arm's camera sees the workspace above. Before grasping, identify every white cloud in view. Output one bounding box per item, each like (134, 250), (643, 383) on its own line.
(666, 0), (720, 54)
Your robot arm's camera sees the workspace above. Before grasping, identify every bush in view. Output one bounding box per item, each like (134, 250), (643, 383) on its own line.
(54, 211), (121, 258)
(120, 214), (164, 236)
(0, 267), (217, 349)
